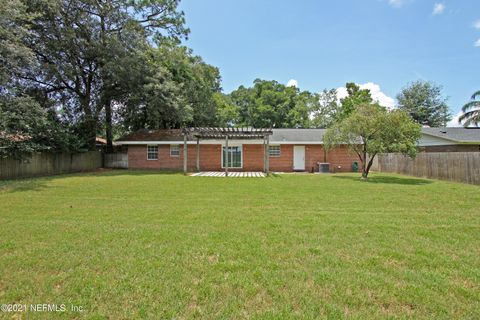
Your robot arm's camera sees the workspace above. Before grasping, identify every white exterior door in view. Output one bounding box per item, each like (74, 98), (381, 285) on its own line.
(293, 146), (305, 171)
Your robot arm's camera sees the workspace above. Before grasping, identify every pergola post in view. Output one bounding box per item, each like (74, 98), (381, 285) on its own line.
(265, 135), (270, 176)
(225, 135), (229, 177)
(182, 127), (273, 176)
(196, 137), (200, 172)
(183, 134), (188, 175)
(263, 137), (267, 173)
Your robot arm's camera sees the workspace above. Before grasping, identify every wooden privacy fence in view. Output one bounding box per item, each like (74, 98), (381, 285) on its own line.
(0, 151), (102, 180)
(377, 152), (480, 185)
(104, 153), (128, 169)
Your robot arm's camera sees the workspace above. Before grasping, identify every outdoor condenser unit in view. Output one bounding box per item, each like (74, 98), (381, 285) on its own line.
(317, 162), (330, 173)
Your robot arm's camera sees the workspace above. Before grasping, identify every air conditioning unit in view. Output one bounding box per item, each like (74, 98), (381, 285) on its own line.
(317, 162), (330, 173)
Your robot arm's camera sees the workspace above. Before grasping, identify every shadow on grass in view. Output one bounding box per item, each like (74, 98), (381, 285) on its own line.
(0, 178), (51, 193)
(332, 174), (433, 185)
(0, 169), (184, 194)
(269, 173), (282, 178)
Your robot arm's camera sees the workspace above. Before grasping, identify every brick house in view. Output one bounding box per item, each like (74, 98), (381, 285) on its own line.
(115, 127), (480, 172)
(116, 128), (359, 172)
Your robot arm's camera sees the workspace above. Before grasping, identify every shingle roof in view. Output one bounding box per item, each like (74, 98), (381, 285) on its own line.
(116, 127), (480, 144)
(421, 127), (480, 143)
(270, 129), (327, 142)
(118, 129), (183, 142)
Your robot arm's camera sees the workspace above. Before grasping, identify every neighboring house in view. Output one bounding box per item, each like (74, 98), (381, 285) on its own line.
(116, 128), (358, 172)
(115, 127), (480, 172)
(419, 128), (480, 152)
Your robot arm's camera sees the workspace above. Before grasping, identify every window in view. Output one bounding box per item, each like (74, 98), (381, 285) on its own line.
(269, 145), (281, 157)
(147, 145), (158, 160)
(170, 144), (180, 157)
(222, 146), (242, 168)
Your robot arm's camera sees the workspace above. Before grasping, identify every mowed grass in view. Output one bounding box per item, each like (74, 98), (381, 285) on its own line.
(0, 171), (479, 319)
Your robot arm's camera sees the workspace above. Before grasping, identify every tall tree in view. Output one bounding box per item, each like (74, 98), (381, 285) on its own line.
(459, 90), (480, 127)
(118, 44), (221, 132)
(0, 0), (80, 158)
(227, 79), (317, 128)
(335, 83), (373, 122)
(214, 93), (238, 127)
(19, 0), (188, 150)
(397, 81), (451, 127)
(324, 103), (421, 179)
(311, 88), (340, 128)
(0, 0), (33, 85)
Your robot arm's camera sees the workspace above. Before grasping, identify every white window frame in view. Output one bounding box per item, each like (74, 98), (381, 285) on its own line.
(269, 145), (281, 157)
(147, 145), (158, 160)
(221, 144), (243, 169)
(170, 144), (180, 157)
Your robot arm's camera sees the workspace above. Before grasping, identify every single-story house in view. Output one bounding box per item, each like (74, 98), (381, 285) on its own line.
(116, 128), (358, 172)
(116, 127), (480, 172)
(419, 127), (480, 152)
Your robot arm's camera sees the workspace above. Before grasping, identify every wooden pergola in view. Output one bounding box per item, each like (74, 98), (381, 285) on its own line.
(182, 127), (273, 176)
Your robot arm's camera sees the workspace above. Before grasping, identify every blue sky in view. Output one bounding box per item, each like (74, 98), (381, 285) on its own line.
(179, 0), (480, 125)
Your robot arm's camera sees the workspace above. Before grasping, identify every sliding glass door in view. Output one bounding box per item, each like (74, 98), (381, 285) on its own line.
(222, 146), (242, 168)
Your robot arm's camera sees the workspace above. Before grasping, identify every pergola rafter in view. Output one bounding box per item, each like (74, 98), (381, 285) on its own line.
(182, 127), (273, 176)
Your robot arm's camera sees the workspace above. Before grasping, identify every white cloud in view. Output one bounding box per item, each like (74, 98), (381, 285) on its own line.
(475, 39), (480, 47)
(388, 0), (405, 8)
(336, 87), (348, 100)
(286, 79), (298, 87)
(432, 3), (445, 15)
(473, 20), (480, 29)
(336, 82), (396, 109)
(447, 111), (463, 127)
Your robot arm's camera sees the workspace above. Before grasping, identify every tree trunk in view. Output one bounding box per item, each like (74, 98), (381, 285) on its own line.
(86, 116), (97, 151)
(361, 149), (368, 179)
(364, 153), (377, 179)
(81, 95), (97, 151)
(105, 98), (113, 153)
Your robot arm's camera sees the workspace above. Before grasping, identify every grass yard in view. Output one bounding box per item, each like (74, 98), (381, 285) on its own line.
(0, 171), (479, 319)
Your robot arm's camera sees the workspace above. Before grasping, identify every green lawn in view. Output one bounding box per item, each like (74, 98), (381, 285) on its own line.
(0, 171), (479, 319)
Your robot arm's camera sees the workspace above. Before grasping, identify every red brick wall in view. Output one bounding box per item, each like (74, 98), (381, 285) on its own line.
(269, 145), (294, 171)
(127, 143), (358, 172)
(243, 144), (264, 171)
(270, 145), (358, 172)
(128, 144), (205, 170)
(325, 145), (359, 172)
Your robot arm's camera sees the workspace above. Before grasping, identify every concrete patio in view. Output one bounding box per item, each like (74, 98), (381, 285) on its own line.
(191, 171), (266, 178)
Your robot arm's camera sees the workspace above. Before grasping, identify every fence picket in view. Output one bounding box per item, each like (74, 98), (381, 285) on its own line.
(377, 152), (480, 185)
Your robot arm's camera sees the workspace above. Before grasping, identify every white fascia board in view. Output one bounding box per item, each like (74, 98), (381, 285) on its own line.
(273, 141), (324, 145)
(116, 140), (325, 145)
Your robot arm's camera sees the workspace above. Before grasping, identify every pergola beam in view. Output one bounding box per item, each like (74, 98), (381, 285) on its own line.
(182, 127), (273, 175)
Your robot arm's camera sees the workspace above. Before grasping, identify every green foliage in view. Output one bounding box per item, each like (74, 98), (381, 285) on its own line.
(0, 95), (81, 159)
(336, 83), (373, 122)
(397, 80), (451, 127)
(226, 79), (318, 128)
(9, 0), (189, 150)
(324, 103), (421, 178)
(459, 90), (480, 127)
(310, 88), (340, 128)
(119, 45), (221, 131)
(0, 0), (34, 85)
(214, 93), (239, 127)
